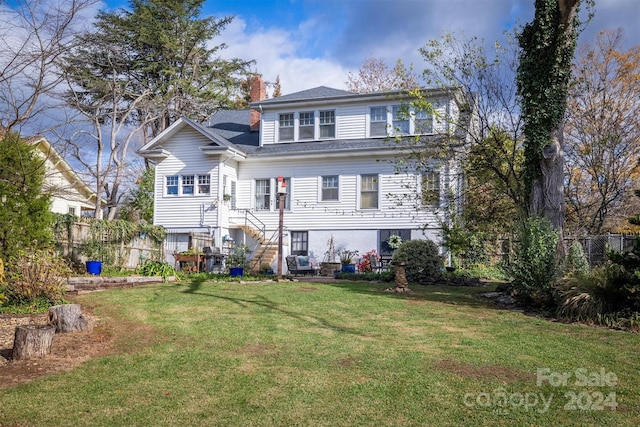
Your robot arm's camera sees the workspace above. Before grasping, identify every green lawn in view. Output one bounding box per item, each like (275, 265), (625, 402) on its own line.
(1, 280), (639, 426)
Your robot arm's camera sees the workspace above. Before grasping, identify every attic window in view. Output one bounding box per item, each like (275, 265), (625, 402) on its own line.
(319, 110), (335, 138)
(279, 113), (294, 142)
(299, 112), (314, 140)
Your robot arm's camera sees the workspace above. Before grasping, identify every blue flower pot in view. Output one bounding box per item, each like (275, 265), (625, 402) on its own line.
(341, 264), (356, 273)
(230, 267), (244, 277)
(86, 260), (102, 275)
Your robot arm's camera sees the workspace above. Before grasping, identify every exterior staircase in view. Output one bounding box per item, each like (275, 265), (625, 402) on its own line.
(238, 225), (279, 273)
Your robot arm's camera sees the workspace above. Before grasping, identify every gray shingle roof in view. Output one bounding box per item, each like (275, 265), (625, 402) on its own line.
(202, 109), (259, 147)
(254, 86), (355, 105)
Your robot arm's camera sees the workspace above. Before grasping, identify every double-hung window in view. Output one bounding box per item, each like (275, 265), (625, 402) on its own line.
(392, 105), (409, 135)
(255, 179), (270, 210)
(299, 112), (314, 140)
(360, 174), (379, 209)
(415, 109), (433, 134)
(370, 107), (387, 137)
(421, 172), (440, 206)
(279, 113), (294, 141)
(319, 110), (335, 138)
(198, 174), (210, 194)
(182, 175), (194, 195)
(321, 175), (339, 201)
(166, 176), (179, 196)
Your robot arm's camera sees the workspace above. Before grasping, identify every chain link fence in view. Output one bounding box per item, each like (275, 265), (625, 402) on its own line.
(494, 234), (638, 267)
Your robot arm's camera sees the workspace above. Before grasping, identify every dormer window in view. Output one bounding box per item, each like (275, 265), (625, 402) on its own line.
(415, 109), (433, 134)
(319, 110), (335, 138)
(370, 107), (387, 137)
(299, 112), (314, 140)
(392, 105), (409, 135)
(279, 113), (294, 142)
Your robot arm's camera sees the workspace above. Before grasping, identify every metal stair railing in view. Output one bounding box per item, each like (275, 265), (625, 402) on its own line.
(249, 228), (281, 272)
(243, 209), (266, 242)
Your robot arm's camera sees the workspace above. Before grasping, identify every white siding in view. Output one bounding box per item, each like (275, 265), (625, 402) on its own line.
(336, 105), (366, 139)
(235, 156), (443, 232)
(153, 128), (221, 229)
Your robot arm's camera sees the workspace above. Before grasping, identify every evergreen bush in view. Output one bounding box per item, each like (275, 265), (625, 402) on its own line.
(392, 239), (443, 284)
(505, 216), (558, 305)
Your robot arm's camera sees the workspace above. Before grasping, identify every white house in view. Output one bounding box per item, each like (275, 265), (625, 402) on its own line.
(33, 136), (98, 216)
(139, 77), (474, 272)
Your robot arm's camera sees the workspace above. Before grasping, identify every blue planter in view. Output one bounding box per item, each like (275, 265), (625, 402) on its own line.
(230, 267), (244, 277)
(86, 260), (103, 275)
(341, 264), (356, 273)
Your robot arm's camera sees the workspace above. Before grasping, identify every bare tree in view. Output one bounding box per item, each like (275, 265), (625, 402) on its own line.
(345, 57), (419, 93)
(564, 28), (640, 234)
(0, 0), (98, 134)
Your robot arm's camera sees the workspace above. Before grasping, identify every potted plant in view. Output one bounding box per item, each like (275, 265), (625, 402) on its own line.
(320, 235), (341, 276)
(226, 244), (250, 277)
(338, 249), (359, 273)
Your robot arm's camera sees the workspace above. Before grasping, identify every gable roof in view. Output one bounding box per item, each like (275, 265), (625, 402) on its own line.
(32, 137), (101, 208)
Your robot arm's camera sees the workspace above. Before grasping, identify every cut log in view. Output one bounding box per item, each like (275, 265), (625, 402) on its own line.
(48, 304), (92, 333)
(13, 324), (56, 360)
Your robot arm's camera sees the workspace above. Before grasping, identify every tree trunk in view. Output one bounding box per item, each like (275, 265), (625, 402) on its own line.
(48, 304), (92, 333)
(530, 129), (566, 258)
(13, 325), (56, 360)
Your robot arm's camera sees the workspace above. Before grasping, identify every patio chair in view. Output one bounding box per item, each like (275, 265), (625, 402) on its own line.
(369, 253), (387, 273)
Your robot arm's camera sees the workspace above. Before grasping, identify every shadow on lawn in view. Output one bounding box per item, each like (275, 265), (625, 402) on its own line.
(175, 280), (369, 337)
(326, 280), (501, 309)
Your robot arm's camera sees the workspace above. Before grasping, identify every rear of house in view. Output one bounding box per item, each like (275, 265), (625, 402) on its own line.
(139, 77), (473, 272)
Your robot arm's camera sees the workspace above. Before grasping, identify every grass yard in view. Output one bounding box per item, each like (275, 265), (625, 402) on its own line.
(1, 279), (639, 426)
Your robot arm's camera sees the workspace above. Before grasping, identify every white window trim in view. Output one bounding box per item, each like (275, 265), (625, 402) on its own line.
(357, 174), (380, 210)
(318, 175), (340, 203)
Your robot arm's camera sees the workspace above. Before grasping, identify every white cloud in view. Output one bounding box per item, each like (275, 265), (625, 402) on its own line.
(217, 0), (639, 96)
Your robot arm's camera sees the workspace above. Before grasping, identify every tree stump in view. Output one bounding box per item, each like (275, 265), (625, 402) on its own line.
(48, 304), (92, 333)
(13, 324), (56, 360)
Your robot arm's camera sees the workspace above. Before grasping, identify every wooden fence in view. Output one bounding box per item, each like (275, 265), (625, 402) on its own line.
(54, 220), (164, 270)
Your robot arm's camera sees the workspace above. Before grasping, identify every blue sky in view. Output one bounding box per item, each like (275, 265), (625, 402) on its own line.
(102, 0), (640, 94)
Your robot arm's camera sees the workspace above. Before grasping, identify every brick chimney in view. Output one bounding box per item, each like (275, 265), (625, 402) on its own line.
(250, 76), (267, 132)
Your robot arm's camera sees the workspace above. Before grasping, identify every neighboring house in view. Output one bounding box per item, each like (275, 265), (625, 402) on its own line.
(139, 77), (474, 272)
(33, 137), (98, 216)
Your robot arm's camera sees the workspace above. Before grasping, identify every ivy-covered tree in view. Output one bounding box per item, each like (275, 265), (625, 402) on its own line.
(516, 0), (589, 248)
(0, 132), (53, 261)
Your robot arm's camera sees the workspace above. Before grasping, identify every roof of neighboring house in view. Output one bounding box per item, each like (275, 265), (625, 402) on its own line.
(32, 137), (101, 208)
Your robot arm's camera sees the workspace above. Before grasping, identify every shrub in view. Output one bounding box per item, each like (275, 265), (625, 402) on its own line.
(137, 260), (177, 282)
(556, 263), (640, 323)
(392, 239), (443, 284)
(505, 217), (558, 306)
(565, 240), (590, 275)
(4, 250), (70, 307)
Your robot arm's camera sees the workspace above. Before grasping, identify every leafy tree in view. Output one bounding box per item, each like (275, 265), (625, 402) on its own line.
(516, 0), (588, 248)
(345, 57), (418, 93)
(398, 32), (527, 241)
(564, 28), (640, 234)
(119, 167), (155, 223)
(0, 132), (53, 261)
(59, 0), (253, 218)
